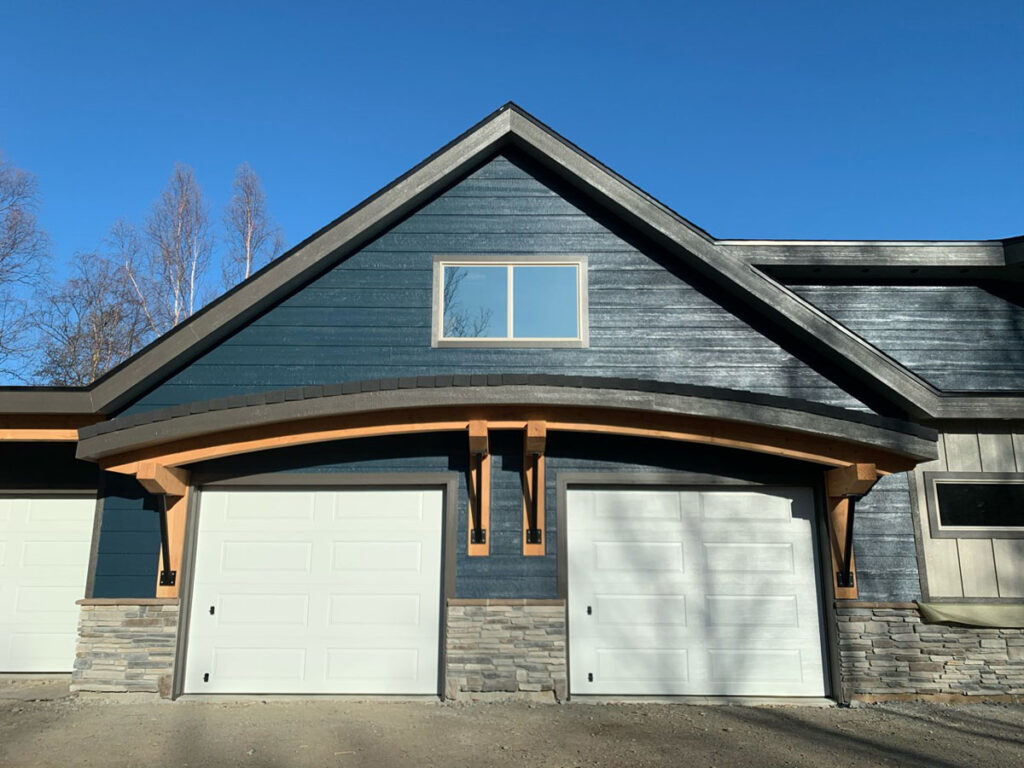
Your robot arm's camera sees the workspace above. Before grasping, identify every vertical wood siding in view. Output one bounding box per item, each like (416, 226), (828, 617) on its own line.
(125, 152), (866, 415)
(791, 284), (1024, 391)
(912, 427), (1024, 599)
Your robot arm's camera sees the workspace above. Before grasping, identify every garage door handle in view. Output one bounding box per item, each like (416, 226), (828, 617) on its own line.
(587, 605), (592, 615)
(209, 606), (215, 615)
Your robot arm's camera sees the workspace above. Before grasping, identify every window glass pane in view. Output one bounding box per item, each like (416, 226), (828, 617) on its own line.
(936, 483), (1024, 527)
(512, 265), (579, 338)
(443, 266), (507, 338)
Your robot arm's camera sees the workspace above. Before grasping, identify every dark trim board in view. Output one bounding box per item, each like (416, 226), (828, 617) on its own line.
(0, 489), (99, 497)
(84, 475), (107, 599)
(172, 484), (201, 699)
(172, 472), (459, 699)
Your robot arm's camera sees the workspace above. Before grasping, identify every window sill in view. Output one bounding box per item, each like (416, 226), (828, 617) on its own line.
(433, 338), (588, 349)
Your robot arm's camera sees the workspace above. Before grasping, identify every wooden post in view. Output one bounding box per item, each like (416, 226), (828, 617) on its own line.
(155, 493), (189, 598)
(522, 421), (546, 556)
(135, 462), (191, 599)
(468, 421), (490, 557)
(825, 463), (878, 600)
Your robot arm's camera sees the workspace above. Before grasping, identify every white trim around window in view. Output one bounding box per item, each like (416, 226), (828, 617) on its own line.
(431, 255), (589, 348)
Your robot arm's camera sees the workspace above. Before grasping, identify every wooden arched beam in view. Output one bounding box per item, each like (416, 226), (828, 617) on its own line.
(99, 404), (919, 475)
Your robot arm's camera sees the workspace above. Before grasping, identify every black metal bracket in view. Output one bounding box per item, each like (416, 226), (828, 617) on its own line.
(156, 494), (176, 587)
(470, 451), (487, 546)
(524, 451), (543, 546)
(836, 494), (862, 589)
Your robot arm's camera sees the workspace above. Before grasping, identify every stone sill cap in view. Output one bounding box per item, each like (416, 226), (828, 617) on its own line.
(77, 598), (180, 606)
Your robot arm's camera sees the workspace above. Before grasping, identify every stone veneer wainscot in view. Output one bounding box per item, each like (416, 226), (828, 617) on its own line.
(71, 599), (179, 696)
(445, 599), (567, 701)
(836, 602), (1024, 701)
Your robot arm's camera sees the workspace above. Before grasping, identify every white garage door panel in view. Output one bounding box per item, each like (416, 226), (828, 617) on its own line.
(0, 496), (95, 672)
(569, 488), (827, 697)
(185, 488), (443, 694)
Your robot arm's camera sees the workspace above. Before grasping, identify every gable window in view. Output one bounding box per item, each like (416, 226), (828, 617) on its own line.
(432, 256), (588, 347)
(924, 472), (1024, 539)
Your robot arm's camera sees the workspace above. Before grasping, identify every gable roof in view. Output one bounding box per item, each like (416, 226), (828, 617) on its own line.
(1, 103), (1021, 419)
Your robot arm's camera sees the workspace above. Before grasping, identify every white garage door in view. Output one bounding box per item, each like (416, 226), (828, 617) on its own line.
(568, 487), (827, 697)
(0, 495), (95, 672)
(184, 487), (444, 694)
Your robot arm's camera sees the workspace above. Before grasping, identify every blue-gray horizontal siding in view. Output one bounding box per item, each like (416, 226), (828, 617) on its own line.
(128, 153), (865, 414)
(792, 285), (1024, 391)
(91, 472), (162, 598)
(850, 472), (921, 602)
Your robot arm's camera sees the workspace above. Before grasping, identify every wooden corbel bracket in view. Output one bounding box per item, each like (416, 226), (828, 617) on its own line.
(135, 461), (191, 596)
(467, 420), (490, 556)
(825, 462), (879, 599)
(522, 421), (546, 556)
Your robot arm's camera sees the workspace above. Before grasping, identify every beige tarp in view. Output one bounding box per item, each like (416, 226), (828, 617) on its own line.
(917, 602), (1024, 628)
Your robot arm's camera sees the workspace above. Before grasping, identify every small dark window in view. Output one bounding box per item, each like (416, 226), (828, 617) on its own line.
(936, 483), (1024, 528)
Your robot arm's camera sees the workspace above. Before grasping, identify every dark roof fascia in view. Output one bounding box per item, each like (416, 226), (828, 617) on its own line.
(0, 387), (95, 415)
(1003, 236), (1024, 265)
(717, 240), (1011, 268)
(75, 375), (938, 465)
(928, 394), (1024, 421)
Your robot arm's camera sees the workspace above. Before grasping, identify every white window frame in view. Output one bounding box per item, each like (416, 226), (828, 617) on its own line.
(924, 471), (1024, 539)
(431, 255), (589, 348)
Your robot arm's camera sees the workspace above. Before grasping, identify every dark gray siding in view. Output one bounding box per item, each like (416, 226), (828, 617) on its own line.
(792, 284), (1024, 391)
(126, 152), (867, 414)
(850, 472), (921, 602)
(0, 442), (97, 490)
(91, 472), (162, 598)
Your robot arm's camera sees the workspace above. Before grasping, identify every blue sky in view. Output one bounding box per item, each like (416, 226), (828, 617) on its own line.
(1, 0), (1021, 278)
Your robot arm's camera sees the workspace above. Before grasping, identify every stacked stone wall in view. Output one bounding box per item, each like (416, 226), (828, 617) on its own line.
(70, 599), (178, 696)
(445, 599), (567, 700)
(837, 602), (1024, 700)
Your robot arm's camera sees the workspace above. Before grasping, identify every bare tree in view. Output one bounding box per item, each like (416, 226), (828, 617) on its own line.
(34, 251), (151, 385)
(124, 164), (213, 335)
(442, 266), (493, 337)
(0, 151), (48, 378)
(222, 163), (283, 287)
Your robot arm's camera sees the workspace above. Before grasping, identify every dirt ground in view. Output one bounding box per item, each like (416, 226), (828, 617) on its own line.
(1, 679), (1022, 768)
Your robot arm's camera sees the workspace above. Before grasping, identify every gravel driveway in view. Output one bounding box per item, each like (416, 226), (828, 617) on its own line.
(2, 680), (1022, 767)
